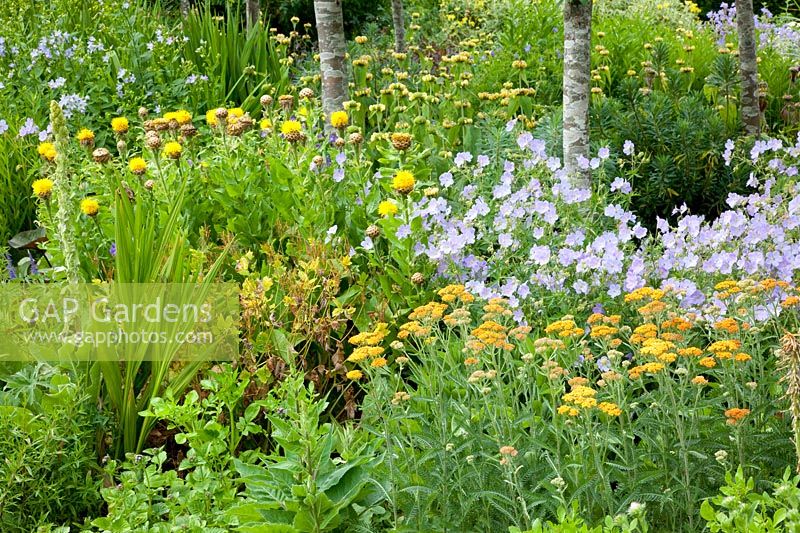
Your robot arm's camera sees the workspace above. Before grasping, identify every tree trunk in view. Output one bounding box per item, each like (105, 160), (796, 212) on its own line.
(391, 0), (406, 53)
(180, 0), (190, 18)
(246, 0), (260, 31)
(737, 0), (760, 135)
(562, 0), (592, 187)
(314, 0), (349, 131)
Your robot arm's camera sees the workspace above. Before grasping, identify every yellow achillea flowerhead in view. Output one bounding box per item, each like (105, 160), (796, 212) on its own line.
(370, 357), (388, 368)
(545, 318), (578, 335)
(32, 178), (54, 199)
(470, 320), (512, 351)
(76, 128), (95, 145)
(557, 405), (580, 416)
(699, 356), (716, 368)
(590, 325), (618, 338)
(330, 110), (349, 129)
(438, 284), (475, 304)
(409, 301), (448, 322)
(639, 338), (674, 357)
(627, 362), (665, 379)
(349, 323), (389, 346)
(724, 407), (750, 425)
(111, 117), (129, 134)
(347, 346), (384, 363)
(128, 157), (147, 175)
(630, 323), (658, 343)
(398, 320), (431, 340)
(714, 318), (740, 333)
(80, 198), (100, 217)
(715, 280), (738, 291)
(708, 339), (742, 353)
(679, 347), (703, 357)
(597, 402), (622, 417)
(162, 141), (182, 160)
(392, 170), (415, 195)
(38, 142), (57, 162)
(346, 369), (363, 380)
(782, 296), (800, 308)
(692, 375), (708, 386)
(378, 200), (399, 217)
(624, 287), (665, 303)
(562, 385), (597, 408)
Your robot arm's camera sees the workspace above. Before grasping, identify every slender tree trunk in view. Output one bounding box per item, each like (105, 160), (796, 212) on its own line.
(391, 0), (406, 53)
(314, 0), (349, 131)
(180, 0), (190, 18)
(562, 0), (592, 187)
(737, 0), (760, 135)
(246, 0), (260, 31)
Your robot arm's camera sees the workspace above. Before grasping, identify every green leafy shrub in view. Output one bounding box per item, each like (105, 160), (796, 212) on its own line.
(701, 467), (800, 532)
(0, 365), (102, 532)
(265, 0), (390, 36)
(593, 88), (741, 222)
(230, 375), (384, 531)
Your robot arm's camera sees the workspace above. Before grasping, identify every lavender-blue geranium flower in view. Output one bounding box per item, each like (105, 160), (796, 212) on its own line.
(623, 140), (635, 156)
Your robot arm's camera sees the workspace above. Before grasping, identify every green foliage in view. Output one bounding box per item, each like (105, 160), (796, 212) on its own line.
(0, 365), (102, 531)
(230, 375), (384, 532)
(92, 365), (261, 531)
(264, 0), (390, 36)
(512, 502), (649, 532)
(92, 368), (383, 531)
(89, 165), (230, 457)
(701, 467), (800, 532)
(592, 89), (741, 222)
(182, 1), (292, 108)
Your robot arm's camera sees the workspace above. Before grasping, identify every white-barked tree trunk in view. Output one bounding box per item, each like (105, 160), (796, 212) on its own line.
(562, 0), (592, 187)
(737, 0), (760, 135)
(246, 0), (260, 31)
(391, 0), (406, 53)
(314, 0), (349, 131)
